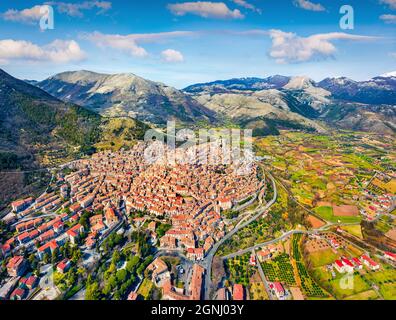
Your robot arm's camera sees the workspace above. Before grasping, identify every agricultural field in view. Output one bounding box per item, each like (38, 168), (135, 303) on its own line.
(306, 249), (338, 268)
(217, 183), (308, 257)
(344, 290), (379, 300)
(254, 132), (395, 225)
(307, 240), (396, 300)
(314, 206), (361, 224)
(329, 274), (372, 299)
(341, 225), (364, 239)
(292, 234), (329, 298)
(249, 273), (269, 300)
(261, 253), (296, 286)
(224, 253), (256, 287)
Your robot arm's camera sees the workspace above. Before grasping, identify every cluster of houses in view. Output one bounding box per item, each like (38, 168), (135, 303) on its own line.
(1, 255), (73, 300)
(10, 191), (65, 220)
(0, 208), (86, 261)
(143, 257), (205, 300)
(332, 255), (380, 273)
(360, 191), (395, 220)
(66, 142), (262, 256)
(0, 256), (39, 300)
(216, 282), (290, 301)
(8, 274), (39, 300)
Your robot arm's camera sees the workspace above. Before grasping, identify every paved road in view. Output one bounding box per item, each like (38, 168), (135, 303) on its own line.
(222, 230), (310, 260)
(221, 220), (362, 260)
(202, 175), (278, 300)
(253, 248), (275, 300)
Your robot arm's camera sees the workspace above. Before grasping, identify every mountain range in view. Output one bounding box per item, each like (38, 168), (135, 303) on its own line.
(32, 70), (396, 136)
(184, 74), (396, 135)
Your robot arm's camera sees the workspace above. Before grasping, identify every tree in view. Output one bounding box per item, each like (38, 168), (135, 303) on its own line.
(72, 248), (82, 263)
(28, 254), (37, 267)
(85, 275), (101, 300)
(116, 269), (128, 283)
(85, 281), (100, 300)
(126, 256), (140, 273)
(108, 275), (117, 289)
(51, 247), (60, 264)
(104, 263), (116, 280)
(112, 250), (121, 265)
(43, 253), (50, 264)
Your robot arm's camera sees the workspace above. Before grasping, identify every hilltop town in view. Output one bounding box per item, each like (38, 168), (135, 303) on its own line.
(0, 132), (395, 301)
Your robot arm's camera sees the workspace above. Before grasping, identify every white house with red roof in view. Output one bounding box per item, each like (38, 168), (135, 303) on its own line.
(57, 258), (71, 274)
(341, 258), (354, 273)
(0, 243), (11, 258)
(361, 255), (380, 271)
(270, 282), (286, 299)
(66, 224), (84, 244)
(7, 256), (28, 277)
(352, 257), (363, 270)
(186, 248), (204, 261)
(37, 240), (58, 260)
(384, 251), (396, 262)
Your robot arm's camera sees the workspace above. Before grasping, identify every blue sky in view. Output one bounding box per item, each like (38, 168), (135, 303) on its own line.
(0, 0), (395, 88)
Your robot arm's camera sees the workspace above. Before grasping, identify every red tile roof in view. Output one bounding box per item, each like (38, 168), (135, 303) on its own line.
(233, 284), (244, 300)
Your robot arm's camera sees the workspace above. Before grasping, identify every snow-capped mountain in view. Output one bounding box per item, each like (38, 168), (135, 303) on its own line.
(380, 71), (396, 78)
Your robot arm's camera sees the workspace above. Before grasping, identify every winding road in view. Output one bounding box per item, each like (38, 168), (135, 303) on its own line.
(201, 174), (278, 300)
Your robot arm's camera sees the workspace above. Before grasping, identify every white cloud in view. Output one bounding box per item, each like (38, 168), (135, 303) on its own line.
(390, 52), (396, 58)
(380, 14), (396, 23)
(83, 32), (148, 57)
(167, 1), (244, 19)
(293, 0), (325, 12)
(46, 1), (112, 17)
(2, 2), (111, 25)
(83, 31), (194, 58)
(0, 39), (86, 64)
(2, 5), (44, 24)
(161, 49), (184, 62)
(232, 0), (261, 14)
(380, 0), (396, 10)
(267, 29), (377, 64)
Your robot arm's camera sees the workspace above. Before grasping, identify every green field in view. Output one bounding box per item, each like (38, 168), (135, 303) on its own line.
(308, 249), (338, 268)
(329, 274), (371, 299)
(344, 290), (378, 300)
(380, 283), (396, 300)
(314, 206), (361, 224)
(341, 225), (363, 239)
